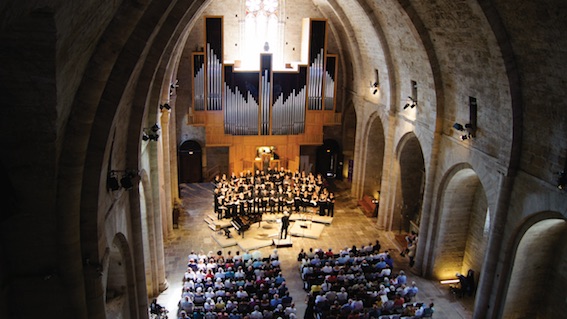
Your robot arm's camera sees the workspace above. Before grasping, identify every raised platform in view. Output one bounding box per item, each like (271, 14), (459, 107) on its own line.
(264, 212), (334, 225)
(204, 214), (232, 231)
(273, 238), (293, 248)
(211, 232), (238, 248)
(206, 212), (330, 248)
(289, 220), (325, 239)
(235, 222), (279, 251)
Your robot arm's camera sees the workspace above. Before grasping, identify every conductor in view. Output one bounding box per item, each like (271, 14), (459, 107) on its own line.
(281, 210), (290, 239)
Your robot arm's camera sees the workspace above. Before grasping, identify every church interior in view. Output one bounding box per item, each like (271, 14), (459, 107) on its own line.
(1, 0), (566, 318)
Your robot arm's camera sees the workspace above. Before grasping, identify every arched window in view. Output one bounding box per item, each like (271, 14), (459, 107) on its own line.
(241, 0), (283, 69)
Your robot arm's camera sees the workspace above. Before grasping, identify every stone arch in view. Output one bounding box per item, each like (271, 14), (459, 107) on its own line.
(500, 213), (567, 318)
(105, 233), (137, 319)
(361, 113), (386, 199)
(391, 132), (426, 233)
(341, 101), (357, 181)
(432, 165), (489, 282)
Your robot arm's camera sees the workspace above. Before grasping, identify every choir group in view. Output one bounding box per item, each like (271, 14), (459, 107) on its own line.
(213, 168), (336, 220)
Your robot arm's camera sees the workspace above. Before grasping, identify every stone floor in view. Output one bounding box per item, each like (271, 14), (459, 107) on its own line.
(155, 180), (474, 318)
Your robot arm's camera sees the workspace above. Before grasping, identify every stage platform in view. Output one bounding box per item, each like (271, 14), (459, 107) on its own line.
(204, 214), (232, 231)
(211, 231), (238, 248)
(206, 211), (330, 249)
(262, 212), (333, 225)
(235, 222), (279, 251)
(289, 220), (325, 239)
(273, 237), (293, 247)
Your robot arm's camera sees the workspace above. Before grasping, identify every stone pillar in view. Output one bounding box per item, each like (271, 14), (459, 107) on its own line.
(129, 185), (150, 319)
(160, 110), (173, 236)
(413, 131), (442, 276)
(377, 110), (398, 231)
(472, 173), (514, 319)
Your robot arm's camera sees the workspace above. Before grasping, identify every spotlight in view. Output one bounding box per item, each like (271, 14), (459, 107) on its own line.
(120, 170), (138, 190)
(142, 124), (161, 141)
(120, 175), (133, 190)
(370, 81), (379, 95)
(558, 171), (567, 190)
(170, 80), (179, 95)
(453, 123), (465, 131)
(404, 96), (417, 109)
(160, 103), (171, 111)
(107, 172), (120, 191)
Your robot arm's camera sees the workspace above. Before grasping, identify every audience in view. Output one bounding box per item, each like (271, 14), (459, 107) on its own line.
(176, 248), (295, 319)
(297, 244), (432, 318)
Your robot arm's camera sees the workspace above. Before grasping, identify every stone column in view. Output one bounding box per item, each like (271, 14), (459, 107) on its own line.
(472, 173), (514, 319)
(413, 131), (442, 276)
(129, 185), (150, 319)
(377, 110), (398, 231)
(160, 110), (173, 236)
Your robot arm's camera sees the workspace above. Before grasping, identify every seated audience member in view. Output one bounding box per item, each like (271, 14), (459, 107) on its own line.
(179, 296), (194, 314)
(321, 262), (333, 274)
(284, 302), (297, 318)
(336, 287), (349, 304)
(420, 302), (435, 317)
(379, 264), (392, 278)
(249, 305), (263, 319)
(397, 270), (407, 285)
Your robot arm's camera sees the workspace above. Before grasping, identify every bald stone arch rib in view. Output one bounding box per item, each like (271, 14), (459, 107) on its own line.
(469, 3), (522, 318)
(56, 1), (170, 318)
(395, 0), (446, 280)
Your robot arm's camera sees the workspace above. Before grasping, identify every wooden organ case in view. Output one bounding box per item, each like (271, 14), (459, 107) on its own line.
(191, 16), (340, 174)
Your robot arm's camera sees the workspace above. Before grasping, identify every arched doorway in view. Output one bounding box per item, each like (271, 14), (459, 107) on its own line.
(502, 217), (567, 318)
(316, 139), (341, 179)
(433, 167), (488, 285)
(362, 115), (385, 199)
(394, 134), (425, 234)
(178, 140), (203, 183)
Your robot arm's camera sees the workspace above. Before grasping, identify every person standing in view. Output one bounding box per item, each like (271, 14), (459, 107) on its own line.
(281, 211), (290, 239)
(327, 192), (335, 217)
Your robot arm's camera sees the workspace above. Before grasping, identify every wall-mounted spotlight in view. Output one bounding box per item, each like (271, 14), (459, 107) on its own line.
(160, 103), (171, 111)
(557, 171), (567, 191)
(453, 122), (476, 140)
(107, 170), (139, 191)
(142, 124), (160, 141)
(107, 171), (120, 191)
(371, 69), (380, 95)
(170, 80), (179, 96)
(404, 96), (417, 109)
(370, 81), (379, 95)
(120, 173), (134, 190)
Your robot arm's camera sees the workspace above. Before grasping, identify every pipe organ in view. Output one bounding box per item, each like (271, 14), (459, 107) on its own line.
(307, 20), (326, 111)
(191, 16), (339, 173)
(193, 54), (205, 111)
(206, 17), (223, 111)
